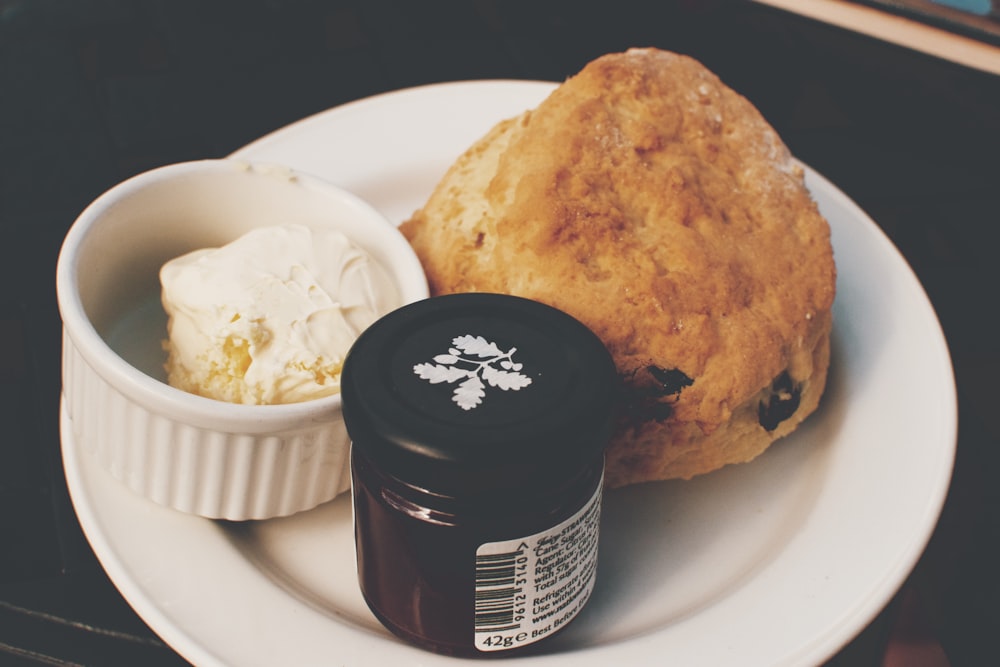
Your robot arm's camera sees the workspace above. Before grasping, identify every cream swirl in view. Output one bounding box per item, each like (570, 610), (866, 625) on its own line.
(160, 224), (398, 404)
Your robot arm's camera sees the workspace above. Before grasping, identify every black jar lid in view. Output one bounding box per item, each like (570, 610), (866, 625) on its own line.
(341, 293), (618, 497)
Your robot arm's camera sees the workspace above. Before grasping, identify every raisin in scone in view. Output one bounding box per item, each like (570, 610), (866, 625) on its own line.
(400, 48), (836, 487)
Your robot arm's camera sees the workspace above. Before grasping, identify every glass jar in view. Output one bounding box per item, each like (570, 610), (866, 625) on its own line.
(341, 293), (617, 657)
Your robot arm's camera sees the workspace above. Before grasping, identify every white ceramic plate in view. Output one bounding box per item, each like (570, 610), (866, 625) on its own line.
(61, 81), (957, 667)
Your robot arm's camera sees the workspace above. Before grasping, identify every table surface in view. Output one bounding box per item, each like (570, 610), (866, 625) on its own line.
(1, 1), (998, 665)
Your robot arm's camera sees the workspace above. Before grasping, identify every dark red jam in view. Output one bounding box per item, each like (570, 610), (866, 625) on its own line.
(341, 293), (617, 657)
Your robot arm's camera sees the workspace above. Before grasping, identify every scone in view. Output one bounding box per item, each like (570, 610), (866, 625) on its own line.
(400, 48), (836, 487)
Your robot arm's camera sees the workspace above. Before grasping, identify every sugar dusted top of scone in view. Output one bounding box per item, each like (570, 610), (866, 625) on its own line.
(401, 48), (836, 484)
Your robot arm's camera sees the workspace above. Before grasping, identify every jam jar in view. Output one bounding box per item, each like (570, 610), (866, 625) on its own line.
(341, 293), (617, 657)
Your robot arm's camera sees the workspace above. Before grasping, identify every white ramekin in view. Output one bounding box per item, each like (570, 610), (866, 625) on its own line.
(56, 159), (428, 520)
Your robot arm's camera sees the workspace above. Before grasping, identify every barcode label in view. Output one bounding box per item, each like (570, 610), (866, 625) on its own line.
(473, 476), (602, 652)
(474, 551), (524, 631)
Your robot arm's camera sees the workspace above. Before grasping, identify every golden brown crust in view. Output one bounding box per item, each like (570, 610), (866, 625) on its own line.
(401, 48), (836, 486)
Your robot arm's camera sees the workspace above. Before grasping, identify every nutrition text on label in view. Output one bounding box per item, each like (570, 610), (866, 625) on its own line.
(474, 482), (602, 652)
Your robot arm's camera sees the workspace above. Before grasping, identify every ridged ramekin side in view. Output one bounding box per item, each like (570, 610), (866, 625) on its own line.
(62, 329), (350, 520)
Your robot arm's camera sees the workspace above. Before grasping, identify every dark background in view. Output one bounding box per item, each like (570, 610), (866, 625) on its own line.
(2, 1), (998, 665)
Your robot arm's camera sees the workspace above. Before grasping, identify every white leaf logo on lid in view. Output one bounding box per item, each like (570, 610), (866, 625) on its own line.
(413, 335), (532, 410)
